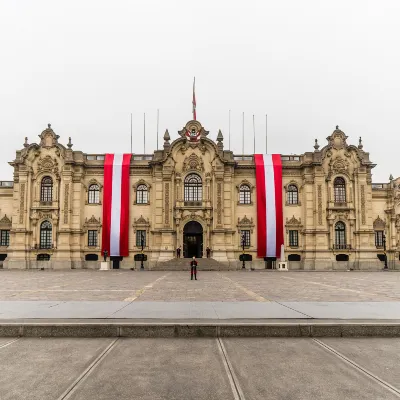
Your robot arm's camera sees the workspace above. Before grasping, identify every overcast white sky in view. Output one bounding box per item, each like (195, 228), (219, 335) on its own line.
(0, 0), (399, 182)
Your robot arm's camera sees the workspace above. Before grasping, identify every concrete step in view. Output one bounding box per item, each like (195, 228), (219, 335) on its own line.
(151, 258), (232, 271)
(1, 320), (400, 338)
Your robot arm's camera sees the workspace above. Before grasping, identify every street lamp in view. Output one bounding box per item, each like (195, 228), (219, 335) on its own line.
(140, 232), (145, 270)
(383, 232), (388, 270)
(241, 233), (246, 269)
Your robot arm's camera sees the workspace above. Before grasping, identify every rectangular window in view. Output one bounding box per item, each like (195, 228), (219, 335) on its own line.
(375, 231), (384, 248)
(0, 230), (10, 247)
(240, 230), (250, 247)
(136, 230), (146, 247)
(289, 230), (299, 247)
(88, 230), (98, 247)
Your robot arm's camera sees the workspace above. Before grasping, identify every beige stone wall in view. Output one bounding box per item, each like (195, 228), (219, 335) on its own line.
(0, 122), (399, 270)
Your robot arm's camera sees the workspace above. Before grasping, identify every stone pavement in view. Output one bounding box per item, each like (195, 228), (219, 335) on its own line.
(1, 337), (400, 399)
(1, 270), (400, 301)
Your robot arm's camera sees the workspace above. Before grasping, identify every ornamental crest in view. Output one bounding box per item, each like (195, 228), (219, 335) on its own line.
(326, 127), (348, 150)
(178, 120), (209, 143)
(183, 153), (204, 172)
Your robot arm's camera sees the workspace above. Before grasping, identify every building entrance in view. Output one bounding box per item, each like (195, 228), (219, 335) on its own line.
(183, 221), (203, 258)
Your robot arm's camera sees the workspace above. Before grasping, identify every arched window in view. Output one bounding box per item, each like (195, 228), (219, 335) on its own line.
(335, 221), (346, 249)
(334, 177), (346, 203)
(41, 176), (53, 202)
(184, 174), (202, 202)
(40, 221), (52, 249)
(287, 184), (298, 205)
(136, 184), (148, 204)
(239, 184), (251, 204)
(88, 184), (100, 204)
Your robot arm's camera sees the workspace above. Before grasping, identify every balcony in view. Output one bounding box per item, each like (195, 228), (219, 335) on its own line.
(333, 244), (352, 250)
(184, 201), (202, 207)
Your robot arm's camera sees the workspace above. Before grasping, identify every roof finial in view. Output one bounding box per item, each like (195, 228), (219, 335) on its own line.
(335, 125), (339, 130)
(23, 137), (29, 148)
(67, 137), (73, 149)
(48, 123), (51, 129)
(389, 174), (394, 182)
(163, 129), (170, 142)
(314, 138), (320, 151)
(358, 136), (363, 150)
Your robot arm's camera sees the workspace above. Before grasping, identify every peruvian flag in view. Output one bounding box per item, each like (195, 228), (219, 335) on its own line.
(101, 154), (132, 257)
(254, 154), (284, 258)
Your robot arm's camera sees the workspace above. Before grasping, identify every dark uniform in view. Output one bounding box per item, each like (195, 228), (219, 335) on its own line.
(190, 259), (198, 280)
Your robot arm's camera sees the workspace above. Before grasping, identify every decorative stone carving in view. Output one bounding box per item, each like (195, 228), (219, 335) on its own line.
(237, 215), (254, 233)
(164, 182), (170, 226)
(178, 120), (209, 142)
(0, 215), (11, 228)
(19, 183), (25, 224)
(216, 182), (222, 226)
(373, 215), (386, 230)
(317, 185), (323, 225)
(360, 185), (366, 225)
(183, 153), (204, 172)
(37, 155), (60, 179)
(326, 127), (348, 150)
(64, 184), (69, 224)
(132, 215), (150, 234)
(38, 124), (60, 148)
(286, 215), (302, 226)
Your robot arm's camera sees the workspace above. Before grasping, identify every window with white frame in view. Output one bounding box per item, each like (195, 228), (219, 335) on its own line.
(239, 184), (251, 204)
(287, 185), (298, 205)
(88, 184), (100, 204)
(136, 184), (148, 204)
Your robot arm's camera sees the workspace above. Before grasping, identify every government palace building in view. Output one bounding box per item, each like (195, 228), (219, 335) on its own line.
(0, 120), (399, 270)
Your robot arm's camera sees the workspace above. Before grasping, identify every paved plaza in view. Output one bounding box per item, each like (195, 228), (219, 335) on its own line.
(0, 270), (399, 302)
(1, 337), (400, 400)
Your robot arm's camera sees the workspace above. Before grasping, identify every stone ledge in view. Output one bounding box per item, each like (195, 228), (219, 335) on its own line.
(1, 321), (400, 338)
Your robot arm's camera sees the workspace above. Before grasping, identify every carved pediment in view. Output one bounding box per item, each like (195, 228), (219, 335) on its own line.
(0, 214), (11, 227)
(326, 127), (348, 150)
(84, 215), (101, 226)
(133, 215), (150, 226)
(286, 215), (302, 226)
(183, 153), (204, 172)
(373, 215), (386, 230)
(39, 124), (60, 148)
(238, 215), (253, 225)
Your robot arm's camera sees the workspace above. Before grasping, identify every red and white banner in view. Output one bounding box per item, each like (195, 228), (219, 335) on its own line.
(102, 154), (131, 257)
(254, 154), (283, 258)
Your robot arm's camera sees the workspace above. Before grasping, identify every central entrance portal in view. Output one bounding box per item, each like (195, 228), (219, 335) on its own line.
(183, 221), (203, 258)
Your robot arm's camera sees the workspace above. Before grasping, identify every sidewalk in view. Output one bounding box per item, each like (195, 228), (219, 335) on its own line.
(1, 301), (400, 338)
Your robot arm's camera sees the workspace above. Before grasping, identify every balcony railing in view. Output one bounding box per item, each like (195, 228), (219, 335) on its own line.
(333, 244), (352, 250)
(184, 201), (202, 207)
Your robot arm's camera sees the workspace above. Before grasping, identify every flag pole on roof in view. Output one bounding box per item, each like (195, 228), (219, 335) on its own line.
(192, 77), (197, 120)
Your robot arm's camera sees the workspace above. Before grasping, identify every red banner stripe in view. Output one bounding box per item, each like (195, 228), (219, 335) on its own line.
(272, 154), (283, 258)
(119, 154), (131, 257)
(254, 154), (267, 258)
(101, 154), (114, 256)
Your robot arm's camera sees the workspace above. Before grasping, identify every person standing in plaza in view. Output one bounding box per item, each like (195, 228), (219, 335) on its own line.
(206, 246), (211, 258)
(190, 256), (198, 280)
(177, 246), (181, 258)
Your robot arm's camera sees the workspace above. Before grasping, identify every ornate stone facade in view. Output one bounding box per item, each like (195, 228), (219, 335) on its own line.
(0, 122), (399, 270)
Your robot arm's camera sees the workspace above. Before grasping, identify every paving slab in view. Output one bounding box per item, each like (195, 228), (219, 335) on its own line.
(0, 337), (17, 346)
(285, 302), (400, 319)
(321, 338), (400, 389)
(67, 338), (235, 400)
(222, 338), (399, 400)
(0, 338), (114, 400)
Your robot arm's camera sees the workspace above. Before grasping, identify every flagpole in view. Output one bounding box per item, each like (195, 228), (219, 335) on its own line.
(266, 114), (268, 154)
(156, 109), (159, 151)
(242, 112), (244, 158)
(144, 112), (146, 154)
(130, 113), (133, 154)
(229, 109), (231, 150)
(253, 114), (256, 154)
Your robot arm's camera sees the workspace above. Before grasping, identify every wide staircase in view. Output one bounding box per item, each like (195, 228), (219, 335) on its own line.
(151, 257), (232, 271)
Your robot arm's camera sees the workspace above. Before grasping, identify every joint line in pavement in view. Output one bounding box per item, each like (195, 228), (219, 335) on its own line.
(313, 339), (400, 397)
(57, 338), (119, 400)
(123, 272), (171, 302)
(217, 338), (246, 400)
(0, 338), (20, 350)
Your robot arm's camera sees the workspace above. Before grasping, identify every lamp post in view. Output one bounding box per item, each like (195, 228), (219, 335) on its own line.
(383, 232), (388, 270)
(140, 232), (145, 270)
(241, 233), (246, 269)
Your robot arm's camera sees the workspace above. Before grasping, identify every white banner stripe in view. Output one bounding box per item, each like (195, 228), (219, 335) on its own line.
(264, 154), (277, 257)
(110, 154), (123, 256)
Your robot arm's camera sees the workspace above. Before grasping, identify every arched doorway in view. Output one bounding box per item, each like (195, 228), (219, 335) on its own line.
(183, 221), (203, 258)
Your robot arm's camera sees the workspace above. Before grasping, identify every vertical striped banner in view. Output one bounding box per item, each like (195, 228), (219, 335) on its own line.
(101, 154), (131, 257)
(254, 154), (283, 258)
